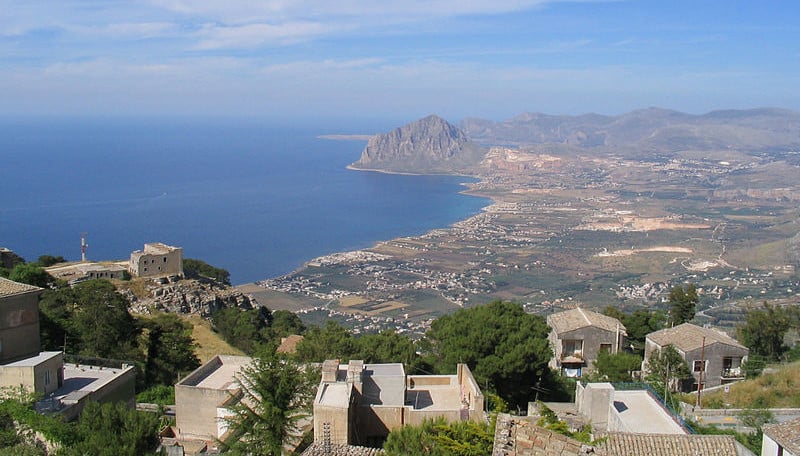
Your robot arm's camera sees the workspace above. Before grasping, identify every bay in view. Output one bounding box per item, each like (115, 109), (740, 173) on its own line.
(0, 117), (489, 284)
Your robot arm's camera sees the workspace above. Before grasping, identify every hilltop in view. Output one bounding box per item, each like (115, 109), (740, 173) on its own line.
(349, 114), (485, 174)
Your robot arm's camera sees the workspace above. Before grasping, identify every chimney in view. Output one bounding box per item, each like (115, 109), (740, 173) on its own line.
(321, 359), (340, 383)
(347, 360), (364, 394)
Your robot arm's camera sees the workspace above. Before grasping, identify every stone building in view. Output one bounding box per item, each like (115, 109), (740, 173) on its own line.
(0, 277), (42, 364)
(644, 323), (749, 390)
(313, 359), (485, 447)
(547, 308), (627, 378)
(129, 242), (184, 278)
(0, 277), (135, 420)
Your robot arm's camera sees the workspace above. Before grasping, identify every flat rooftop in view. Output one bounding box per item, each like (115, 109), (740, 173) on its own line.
(3, 351), (61, 367)
(612, 390), (684, 434)
(179, 355), (251, 391)
(406, 380), (462, 411)
(316, 382), (351, 408)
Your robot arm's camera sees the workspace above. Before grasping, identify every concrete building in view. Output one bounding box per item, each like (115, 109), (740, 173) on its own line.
(0, 277), (42, 364)
(174, 355), (252, 444)
(547, 308), (627, 378)
(0, 277), (135, 420)
(46, 261), (128, 284)
(762, 417), (800, 456)
(644, 323), (749, 390)
(575, 382), (687, 434)
(313, 359), (485, 447)
(130, 242), (184, 278)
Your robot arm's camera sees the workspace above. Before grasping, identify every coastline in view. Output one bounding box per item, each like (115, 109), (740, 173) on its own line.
(238, 166), (495, 286)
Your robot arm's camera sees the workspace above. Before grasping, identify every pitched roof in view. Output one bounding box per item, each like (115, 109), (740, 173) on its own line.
(646, 323), (746, 352)
(277, 334), (304, 354)
(763, 417), (800, 454)
(548, 308), (626, 335)
(493, 413), (605, 456)
(600, 432), (744, 456)
(0, 277), (42, 298)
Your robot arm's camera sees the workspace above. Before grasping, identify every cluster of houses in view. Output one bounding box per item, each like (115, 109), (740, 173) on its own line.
(1, 268), (797, 456)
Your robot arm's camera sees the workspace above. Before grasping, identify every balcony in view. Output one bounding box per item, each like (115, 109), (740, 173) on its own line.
(561, 351), (584, 364)
(721, 367), (744, 379)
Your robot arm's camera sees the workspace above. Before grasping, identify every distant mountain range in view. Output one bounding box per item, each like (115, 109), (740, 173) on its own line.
(350, 108), (800, 174)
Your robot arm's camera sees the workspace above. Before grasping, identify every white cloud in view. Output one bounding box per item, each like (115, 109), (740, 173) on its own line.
(193, 21), (341, 49)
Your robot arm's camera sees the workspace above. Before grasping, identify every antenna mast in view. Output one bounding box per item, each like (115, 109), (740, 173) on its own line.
(80, 232), (88, 262)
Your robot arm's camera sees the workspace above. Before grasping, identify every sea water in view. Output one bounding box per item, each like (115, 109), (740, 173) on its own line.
(0, 117), (489, 284)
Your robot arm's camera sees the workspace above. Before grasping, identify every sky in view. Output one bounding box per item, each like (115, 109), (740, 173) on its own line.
(1, 0), (799, 123)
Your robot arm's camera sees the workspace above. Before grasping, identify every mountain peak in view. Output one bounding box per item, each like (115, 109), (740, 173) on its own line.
(350, 115), (485, 174)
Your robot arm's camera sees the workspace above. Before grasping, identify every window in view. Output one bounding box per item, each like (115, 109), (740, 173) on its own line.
(163, 257), (167, 263)
(693, 360), (707, 372)
(44, 369), (51, 386)
(562, 339), (583, 357)
(600, 343), (612, 352)
(0, 338), (3, 354)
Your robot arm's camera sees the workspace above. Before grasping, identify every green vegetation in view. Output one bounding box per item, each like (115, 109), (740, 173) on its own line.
(220, 352), (318, 455)
(603, 307), (666, 353)
(696, 361), (800, 408)
(424, 300), (555, 408)
(183, 258), (231, 285)
(383, 417), (494, 456)
(668, 283), (698, 326)
(737, 302), (798, 362)
(535, 402), (596, 445)
(0, 389), (160, 456)
(35, 255), (65, 267)
(644, 345), (691, 395)
(8, 263), (58, 289)
(588, 350), (643, 382)
(38, 279), (200, 392)
(211, 306), (306, 354)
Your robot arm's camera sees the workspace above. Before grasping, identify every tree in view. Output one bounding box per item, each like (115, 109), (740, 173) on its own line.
(384, 417), (494, 456)
(269, 310), (305, 339)
(60, 401), (161, 456)
(424, 301), (552, 408)
(38, 280), (140, 360)
(603, 307), (666, 352)
(212, 307), (274, 354)
(644, 345), (691, 393)
(35, 255), (65, 267)
(183, 258), (231, 285)
(738, 302), (793, 362)
(295, 320), (359, 363)
(8, 263), (55, 288)
(141, 313), (200, 387)
(590, 350), (643, 382)
(355, 330), (418, 366)
(221, 353), (318, 455)
(668, 283), (698, 326)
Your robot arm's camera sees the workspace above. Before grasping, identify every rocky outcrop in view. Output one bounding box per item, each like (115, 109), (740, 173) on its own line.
(351, 114), (485, 174)
(126, 279), (254, 316)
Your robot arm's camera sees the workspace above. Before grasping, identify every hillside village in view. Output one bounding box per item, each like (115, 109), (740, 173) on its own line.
(1, 237), (799, 455)
(3, 109), (800, 456)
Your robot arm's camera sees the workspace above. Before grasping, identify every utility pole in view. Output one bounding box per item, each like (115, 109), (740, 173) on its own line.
(696, 336), (706, 408)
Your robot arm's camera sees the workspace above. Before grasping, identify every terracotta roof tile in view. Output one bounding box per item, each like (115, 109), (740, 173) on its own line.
(548, 308), (626, 335)
(646, 323), (746, 352)
(763, 417), (800, 454)
(0, 277), (42, 298)
(600, 432), (743, 456)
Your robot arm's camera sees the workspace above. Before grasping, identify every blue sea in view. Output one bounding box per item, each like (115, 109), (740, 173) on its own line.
(0, 117), (489, 284)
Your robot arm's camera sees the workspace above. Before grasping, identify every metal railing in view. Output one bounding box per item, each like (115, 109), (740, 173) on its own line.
(610, 382), (695, 434)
